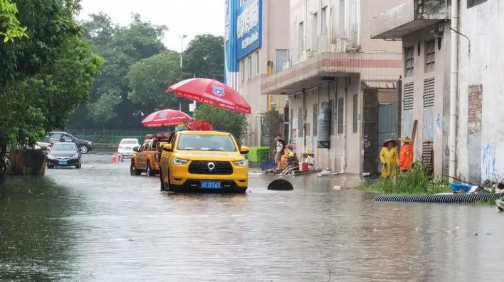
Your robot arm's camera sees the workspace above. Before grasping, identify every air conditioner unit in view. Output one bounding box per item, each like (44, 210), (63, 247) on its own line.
(318, 34), (329, 51)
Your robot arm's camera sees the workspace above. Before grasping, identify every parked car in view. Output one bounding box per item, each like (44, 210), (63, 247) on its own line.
(130, 139), (162, 177)
(118, 138), (139, 158)
(46, 142), (82, 169)
(159, 131), (249, 193)
(45, 131), (94, 154)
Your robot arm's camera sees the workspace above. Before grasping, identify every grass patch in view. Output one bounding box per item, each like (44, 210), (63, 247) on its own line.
(362, 164), (451, 195)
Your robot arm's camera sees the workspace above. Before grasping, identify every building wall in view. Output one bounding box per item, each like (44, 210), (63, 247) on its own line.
(287, 75), (361, 173)
(234, 0), (290, 146)
(458, 0), (504, 181)
(401, 23), (451, 176)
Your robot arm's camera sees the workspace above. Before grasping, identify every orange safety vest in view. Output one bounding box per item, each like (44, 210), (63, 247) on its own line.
(399, 143), (413, 171)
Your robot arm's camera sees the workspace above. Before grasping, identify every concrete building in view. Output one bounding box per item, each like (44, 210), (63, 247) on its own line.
(224, 0), (289, 147)
(261, 0), (405, 174)
(372, 0), (503, 181)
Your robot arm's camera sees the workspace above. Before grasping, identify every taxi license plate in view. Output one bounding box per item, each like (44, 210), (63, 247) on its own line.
(201, 181), (221, 189)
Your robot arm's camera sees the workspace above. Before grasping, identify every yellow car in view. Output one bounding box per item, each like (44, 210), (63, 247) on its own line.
(159, 131), (249, 193)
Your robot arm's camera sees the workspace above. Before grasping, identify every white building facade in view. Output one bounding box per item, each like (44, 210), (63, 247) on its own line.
(261, 0), (405, 174)
(372, 0), (504, 181)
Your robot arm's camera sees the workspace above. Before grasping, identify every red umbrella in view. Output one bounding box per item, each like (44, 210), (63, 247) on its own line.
(168, 78), (251, 114)
(187, 120), (213, 131)
(142, 109), (193, 128)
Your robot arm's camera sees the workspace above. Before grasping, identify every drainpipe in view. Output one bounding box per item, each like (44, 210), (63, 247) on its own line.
(449, 0), (459, 178)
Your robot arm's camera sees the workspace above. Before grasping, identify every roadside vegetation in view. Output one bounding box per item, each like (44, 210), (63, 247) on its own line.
(1, 0), (102, 151)
(362, 163), (452, 195)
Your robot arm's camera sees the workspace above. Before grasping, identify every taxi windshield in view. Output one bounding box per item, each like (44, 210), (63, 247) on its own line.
(177, 134), (236, 152)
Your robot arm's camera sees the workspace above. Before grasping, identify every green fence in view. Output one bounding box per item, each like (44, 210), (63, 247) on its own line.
(67, 129), (165, 146)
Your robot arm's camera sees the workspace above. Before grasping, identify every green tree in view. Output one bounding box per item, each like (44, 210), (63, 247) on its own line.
(194, 105), (249, 141)
(182, 34), (224, 81)
(127, 51), (182, 114)
(0, 0), (101, 148)
(68, 13), (167, 129)
(0, 0), (27, 42)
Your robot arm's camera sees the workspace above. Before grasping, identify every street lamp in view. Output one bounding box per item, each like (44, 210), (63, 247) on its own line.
(178, 35), (187, 111)
(179, 34), (187, 68)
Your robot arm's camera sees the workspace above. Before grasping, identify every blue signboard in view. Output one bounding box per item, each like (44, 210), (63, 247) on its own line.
(236, 0), (262, 60)
(224, 0), (238, 84)
(224, 0), (262, 84)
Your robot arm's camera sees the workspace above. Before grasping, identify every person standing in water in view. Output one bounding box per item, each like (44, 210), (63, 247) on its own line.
(399, 137), (414, 172)
(380, 139), (398, 179)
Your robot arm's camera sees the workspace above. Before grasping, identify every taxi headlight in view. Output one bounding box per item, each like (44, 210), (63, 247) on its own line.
(233, 160), (248, 167)
(173, 158), (189, 165)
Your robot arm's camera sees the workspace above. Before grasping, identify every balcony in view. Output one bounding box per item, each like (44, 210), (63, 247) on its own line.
(371, 0), (449, 40)
(262, 51), (402, 95)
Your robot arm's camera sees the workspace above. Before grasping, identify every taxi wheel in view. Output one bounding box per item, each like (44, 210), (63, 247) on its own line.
(130, 161), (141, 176)
(146, 162), (156, 177)
(160, 170), (169, 191)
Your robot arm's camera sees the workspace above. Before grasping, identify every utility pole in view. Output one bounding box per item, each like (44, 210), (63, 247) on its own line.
(179, 35), (187, 111)
(179, 34), (187, 68)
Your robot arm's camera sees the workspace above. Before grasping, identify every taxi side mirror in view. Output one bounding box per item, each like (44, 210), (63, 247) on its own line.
(132, 146), (140, 152)
(162, 144), (173, 152)
(240, 145), (249, 155)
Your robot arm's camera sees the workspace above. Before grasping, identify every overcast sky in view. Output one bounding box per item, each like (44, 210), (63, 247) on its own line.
(78, 0), (225, 51)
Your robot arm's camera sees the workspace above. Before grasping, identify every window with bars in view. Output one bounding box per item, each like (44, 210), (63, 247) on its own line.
(403, 82), (415, 140)
(248, 56), (252, 80)
(405, 47), (414, 77)
(321, 7), (328, 35)
(423, 78), (435, 108)
(298, 107), (303, 137)
(404, 83), (414, 111)
(255, 51), (260, 74)
(352, 94), (358, 133)
(329, 100), (334, 135)
(240, 60), (245, 82)
(337, 98), (344, 134)
(425, 40), (435, 73)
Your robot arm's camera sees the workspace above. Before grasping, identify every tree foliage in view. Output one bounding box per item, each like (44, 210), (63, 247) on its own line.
(194, 105), (249, 141)
(182, 34), (224, 81)
(0, 0), (27, 42)
(127, 51), (181, 114)
(0, 0), (102, 148)
(67, 13), (167, 129)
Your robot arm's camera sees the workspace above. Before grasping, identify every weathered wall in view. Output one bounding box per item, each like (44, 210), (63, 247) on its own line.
(401, 23), (451, 177)
(458, 0), (504, 181)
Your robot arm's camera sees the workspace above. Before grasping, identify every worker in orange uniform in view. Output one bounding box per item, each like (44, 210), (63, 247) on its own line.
(398, 137), (414, 172)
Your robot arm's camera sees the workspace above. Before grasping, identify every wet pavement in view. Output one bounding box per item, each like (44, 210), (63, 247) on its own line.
(1, 152), (504, 281)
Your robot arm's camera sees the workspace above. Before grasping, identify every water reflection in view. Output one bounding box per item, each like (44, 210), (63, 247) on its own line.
(0, 177), (78, 281)
(1, 154), (504, 281)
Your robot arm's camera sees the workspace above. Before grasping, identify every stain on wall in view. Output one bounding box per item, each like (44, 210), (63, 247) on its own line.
(482, 143), (496, 181)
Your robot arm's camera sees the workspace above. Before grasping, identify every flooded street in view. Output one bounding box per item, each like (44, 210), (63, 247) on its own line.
(1, 153), (504, 281)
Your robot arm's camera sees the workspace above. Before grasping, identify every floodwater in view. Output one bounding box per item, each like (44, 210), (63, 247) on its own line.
(1, 153), (503, 282)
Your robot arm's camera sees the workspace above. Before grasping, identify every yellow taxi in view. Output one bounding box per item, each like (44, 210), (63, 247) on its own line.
(159, 131), (249, 193)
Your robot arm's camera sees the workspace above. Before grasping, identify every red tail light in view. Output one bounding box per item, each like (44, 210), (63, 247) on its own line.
(155, 153), (160, 162)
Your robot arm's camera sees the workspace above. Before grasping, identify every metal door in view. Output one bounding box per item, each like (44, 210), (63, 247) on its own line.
(377, 102), (399, 173)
